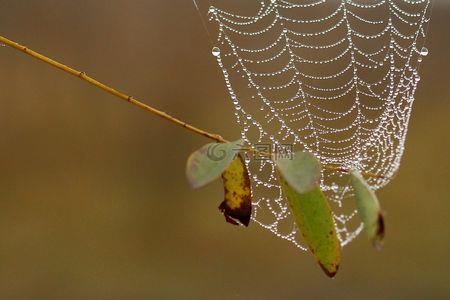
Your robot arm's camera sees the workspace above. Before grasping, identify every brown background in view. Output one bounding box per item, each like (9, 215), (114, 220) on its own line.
(0, 1), (449, 299)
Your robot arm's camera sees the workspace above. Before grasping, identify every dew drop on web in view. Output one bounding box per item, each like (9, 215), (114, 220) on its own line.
(420, 47), (429, 56)
(211, 46), (221, 57)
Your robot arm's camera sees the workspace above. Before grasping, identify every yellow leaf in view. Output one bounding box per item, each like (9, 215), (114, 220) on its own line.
(219, 154), (252, 226)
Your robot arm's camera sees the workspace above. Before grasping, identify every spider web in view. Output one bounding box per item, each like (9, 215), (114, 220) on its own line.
(205, 0), (432, 250)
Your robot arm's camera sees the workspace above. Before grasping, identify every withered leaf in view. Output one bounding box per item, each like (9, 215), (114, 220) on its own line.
(219, 154), (252, 227)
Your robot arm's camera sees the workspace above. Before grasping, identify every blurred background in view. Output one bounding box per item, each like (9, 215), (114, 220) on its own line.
(0, 1), (448, 299)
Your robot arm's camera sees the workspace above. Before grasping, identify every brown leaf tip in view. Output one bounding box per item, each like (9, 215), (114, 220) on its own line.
(373, 212), (385, 251)
(218, 201), (251, 227)
(318, 262), (339, 279)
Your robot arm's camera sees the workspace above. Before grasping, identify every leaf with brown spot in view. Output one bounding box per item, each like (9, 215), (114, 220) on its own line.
(219, 154), (252, 227)
(278, 174), (341, 278)
(350, 170), (385, 250)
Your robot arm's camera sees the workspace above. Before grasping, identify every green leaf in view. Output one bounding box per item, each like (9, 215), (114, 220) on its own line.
(186, 140), (243, 189)
(279, 175), (340, 278)
(276, 151), (321, 194)
(350, 171), (385, 250)
(219, 154), (252, 227)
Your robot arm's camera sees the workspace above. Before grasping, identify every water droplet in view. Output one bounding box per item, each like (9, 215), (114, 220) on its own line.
(212, 47), (221, 57)
(420, 47), (428, 56)
(331, 183), (338, 192)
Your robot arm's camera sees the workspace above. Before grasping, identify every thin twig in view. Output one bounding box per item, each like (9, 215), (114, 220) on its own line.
(0, 35), (384, 180)
(0, 35), (226, 144)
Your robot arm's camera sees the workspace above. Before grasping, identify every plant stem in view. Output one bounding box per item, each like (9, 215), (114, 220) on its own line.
(0, 35), (226, 144)
(0, 35), (383, 180)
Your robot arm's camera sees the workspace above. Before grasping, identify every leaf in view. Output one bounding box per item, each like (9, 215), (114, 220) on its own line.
(350, 171), (385, 250)
(186, 140), (243, 189)
(279, 175), (340, 278)
(276, 151), (321, 194)
(219, 154), (252, 226)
